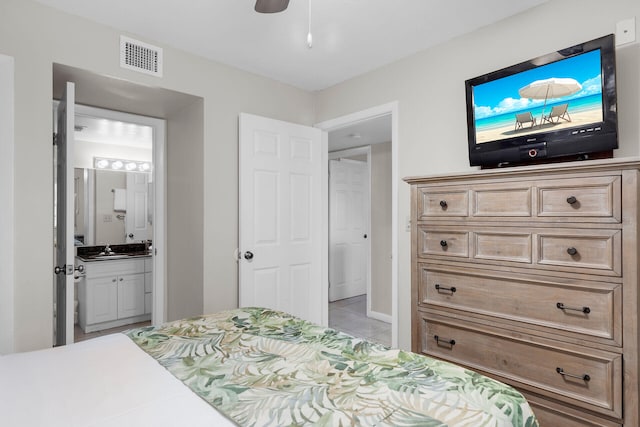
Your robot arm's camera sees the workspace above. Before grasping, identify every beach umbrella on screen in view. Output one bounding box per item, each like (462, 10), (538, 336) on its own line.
(519, 77), (582, 124)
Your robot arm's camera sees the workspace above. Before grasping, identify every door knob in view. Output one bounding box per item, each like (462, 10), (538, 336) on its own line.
(244, 251), (254, 260)
(128, 233), (134, 238)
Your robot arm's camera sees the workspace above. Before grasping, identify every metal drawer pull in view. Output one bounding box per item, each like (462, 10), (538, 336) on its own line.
(435, 284), (457, 293)
(434, 335), (455, 346)
(566, 196), (578, 205)
(556, 367), (590, 382)
(439, 200), (448, 209)
(556, 302), (590, 314)
(566, 247), (578, 256)
(440, 240), (448, 247)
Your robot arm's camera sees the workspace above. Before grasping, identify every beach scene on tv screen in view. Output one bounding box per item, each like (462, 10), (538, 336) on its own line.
(473, 49), (603, 144)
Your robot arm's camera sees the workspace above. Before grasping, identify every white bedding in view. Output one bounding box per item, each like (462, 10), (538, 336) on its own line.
(0, 333), (236, 427)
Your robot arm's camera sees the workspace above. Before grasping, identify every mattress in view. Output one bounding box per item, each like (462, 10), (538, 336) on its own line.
(0, 333), (234, 427)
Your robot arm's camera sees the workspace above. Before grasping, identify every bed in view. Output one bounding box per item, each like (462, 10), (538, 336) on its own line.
(1, 307), (539, 426)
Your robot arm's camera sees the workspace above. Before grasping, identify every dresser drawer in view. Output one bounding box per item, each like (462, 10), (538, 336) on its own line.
(473, 231), (532, 263)
(471, 184), (532, 217)
(537, 176), (621, 222)
(417, 227), (469, 258)
(525, 393), (622, 427)
(419, 267), (621, 345)
(419, 315), (622, 418)
(537, 229), (621, 276)
(417, 188), (468, 218)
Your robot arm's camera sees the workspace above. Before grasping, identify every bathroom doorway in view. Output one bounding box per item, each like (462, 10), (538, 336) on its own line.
(53, 100), (165, 345)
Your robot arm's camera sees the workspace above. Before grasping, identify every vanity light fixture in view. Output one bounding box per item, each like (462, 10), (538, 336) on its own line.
(94, 157), (151, 173)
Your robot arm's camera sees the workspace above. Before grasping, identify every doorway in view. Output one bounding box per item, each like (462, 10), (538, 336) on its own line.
(317, 102), (398, 347)
(53, 101), (165, 345)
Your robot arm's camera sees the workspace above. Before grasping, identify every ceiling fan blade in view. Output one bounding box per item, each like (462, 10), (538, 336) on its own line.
(255, 0), (290, 13)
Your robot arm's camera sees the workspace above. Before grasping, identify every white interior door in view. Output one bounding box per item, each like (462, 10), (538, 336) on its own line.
(329, 159), (369, 302)
(125, 172), (151, 242)
(239, 113), (323, 324)
(54, 82), (75, 346)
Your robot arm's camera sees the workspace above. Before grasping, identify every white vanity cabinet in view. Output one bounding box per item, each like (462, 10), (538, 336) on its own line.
(77, 256), (152, 333)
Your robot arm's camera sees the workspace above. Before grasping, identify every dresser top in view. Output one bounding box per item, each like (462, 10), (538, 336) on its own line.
(404, 156), (640, 185)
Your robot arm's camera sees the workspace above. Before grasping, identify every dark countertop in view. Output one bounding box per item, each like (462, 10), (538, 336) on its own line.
(76, 243), (151, 262)
(76, 252), (152, 262)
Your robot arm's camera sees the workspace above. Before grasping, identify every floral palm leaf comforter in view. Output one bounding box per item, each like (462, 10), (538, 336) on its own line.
(126, 308), (539, 427)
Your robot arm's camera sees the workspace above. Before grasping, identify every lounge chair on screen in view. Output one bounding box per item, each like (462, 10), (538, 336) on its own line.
(542, 103), (571, 124)
(514, 112), (536, 130)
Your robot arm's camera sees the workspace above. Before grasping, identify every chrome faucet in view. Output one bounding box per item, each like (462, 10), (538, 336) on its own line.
(104, 244), (113, 254)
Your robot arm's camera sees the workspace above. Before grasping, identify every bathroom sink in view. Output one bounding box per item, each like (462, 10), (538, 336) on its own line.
(93, 254), (132, 260)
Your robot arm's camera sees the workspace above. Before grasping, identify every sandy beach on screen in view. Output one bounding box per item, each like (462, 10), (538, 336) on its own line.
(476, 109), (604, 144)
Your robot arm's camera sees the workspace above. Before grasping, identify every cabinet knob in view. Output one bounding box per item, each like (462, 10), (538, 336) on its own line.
(112, 278), (116, 283)
(440, 240), (448, 248)
(566, 196), (578, 205)
(119, 277), (124, 281)
(567, 247), (578, 256)
(439, 200), (448, 209)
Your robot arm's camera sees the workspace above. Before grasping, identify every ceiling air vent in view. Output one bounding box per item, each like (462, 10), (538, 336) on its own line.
(120, 36), (163, 77)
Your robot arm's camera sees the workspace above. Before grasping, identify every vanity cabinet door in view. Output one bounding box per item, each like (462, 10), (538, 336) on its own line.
(88, 276), (118, 324)
(117, 273), (145, 319)
(144, 271), (153, 314)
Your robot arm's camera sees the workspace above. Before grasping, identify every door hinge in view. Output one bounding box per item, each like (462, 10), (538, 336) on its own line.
(53, 132), (58, 146)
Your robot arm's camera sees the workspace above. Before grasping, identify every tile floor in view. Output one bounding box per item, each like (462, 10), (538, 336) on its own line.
(74, 320), (151, 343)
(329, 294), (391, 346)
(75, 298), (390, 346)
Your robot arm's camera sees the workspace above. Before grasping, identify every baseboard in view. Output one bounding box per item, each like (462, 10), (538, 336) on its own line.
(367, 309), (391, 324)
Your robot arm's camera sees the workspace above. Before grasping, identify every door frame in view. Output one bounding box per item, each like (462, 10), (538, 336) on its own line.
(54, 103), (167, 341)
(0, 54), (15, 354)
(316, 101), (399, 347)
(328, 147), (372, 309)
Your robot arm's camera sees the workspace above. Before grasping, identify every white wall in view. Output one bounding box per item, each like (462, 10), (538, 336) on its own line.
(0, 0), (315, 352)
(0, 54), (15, 354)
(315, 0), (640, 349)
(166, 98), (204, 321)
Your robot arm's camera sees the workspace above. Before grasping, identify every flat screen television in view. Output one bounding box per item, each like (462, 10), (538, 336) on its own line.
(465, 34), (618, 168)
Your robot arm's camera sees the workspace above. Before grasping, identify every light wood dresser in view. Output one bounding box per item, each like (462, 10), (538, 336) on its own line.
(406, 158), (640, 426)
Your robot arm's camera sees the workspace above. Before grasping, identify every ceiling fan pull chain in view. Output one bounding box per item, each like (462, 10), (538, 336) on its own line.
(307, 0), (313, 49)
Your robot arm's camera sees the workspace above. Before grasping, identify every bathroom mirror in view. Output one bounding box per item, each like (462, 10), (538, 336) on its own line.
(75, 167), (152, 246)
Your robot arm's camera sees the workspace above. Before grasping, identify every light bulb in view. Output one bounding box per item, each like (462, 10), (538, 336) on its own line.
(111, 160), (123, 170)
(95, 159), (109, 169)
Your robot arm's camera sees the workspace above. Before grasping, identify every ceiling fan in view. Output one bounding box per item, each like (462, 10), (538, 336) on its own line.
(255, 0), (290, 13)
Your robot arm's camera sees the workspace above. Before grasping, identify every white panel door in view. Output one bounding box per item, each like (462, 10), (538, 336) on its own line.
(125, 172), (150, 242)
(54, 82), (75, 346)
(329, 159), (369, 302)
(239, 113), (323, 324)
